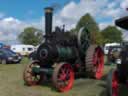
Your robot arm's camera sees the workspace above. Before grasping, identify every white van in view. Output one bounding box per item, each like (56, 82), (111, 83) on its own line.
(104, 43), (120, 54)
(11, 44), (35, 56)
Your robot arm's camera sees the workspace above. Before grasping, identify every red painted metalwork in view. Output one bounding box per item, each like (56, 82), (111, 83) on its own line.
(112, 71), (118, 96)
(53, 63), (74, 92)
(93, 47), (104, 79)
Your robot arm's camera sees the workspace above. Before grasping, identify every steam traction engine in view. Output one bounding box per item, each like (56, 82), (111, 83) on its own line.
(23, 7), (104, 92)
(107, 16), (128, 96)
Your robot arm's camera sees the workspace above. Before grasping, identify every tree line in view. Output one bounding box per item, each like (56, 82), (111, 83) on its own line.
(19, 13), (122, 46)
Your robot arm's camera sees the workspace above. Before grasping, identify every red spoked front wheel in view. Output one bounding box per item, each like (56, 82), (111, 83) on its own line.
(23, 61), (41, 86)
(107, 69), (119, 96)
(112, 70), (118, 96)
(52, 63), (74, 92)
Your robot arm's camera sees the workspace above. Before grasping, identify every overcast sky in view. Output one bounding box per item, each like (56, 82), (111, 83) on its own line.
(0, 0), (128, 44)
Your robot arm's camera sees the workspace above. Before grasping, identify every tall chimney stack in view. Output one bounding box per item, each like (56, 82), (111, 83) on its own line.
(44, 7), (53, 37)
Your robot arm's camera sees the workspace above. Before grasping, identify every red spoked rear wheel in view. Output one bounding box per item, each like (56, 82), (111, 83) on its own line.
(85, 45), (104, 79)
(93, 47), (104, 79)
(52, 63), (74, 92)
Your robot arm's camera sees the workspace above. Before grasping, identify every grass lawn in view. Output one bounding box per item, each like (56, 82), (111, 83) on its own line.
(0, 58), (127, 96)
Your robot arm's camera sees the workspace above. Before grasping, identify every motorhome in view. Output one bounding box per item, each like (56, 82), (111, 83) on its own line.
(104, 43), (120, 54)
(11, 44), (35, 56)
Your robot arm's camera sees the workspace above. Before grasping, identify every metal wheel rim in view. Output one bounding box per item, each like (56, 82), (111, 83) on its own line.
(53, 63), (74, 92)
(93, 47), (104, 79)
(23, 61), (40, 86)
(112, 71), (118, 96)
(78, 27), (90, 53)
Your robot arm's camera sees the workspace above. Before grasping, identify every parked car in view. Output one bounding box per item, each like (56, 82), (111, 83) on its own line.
(0, 48), (22, 64)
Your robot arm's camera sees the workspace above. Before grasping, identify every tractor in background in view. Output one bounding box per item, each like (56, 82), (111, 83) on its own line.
(107, 16), (128, 96)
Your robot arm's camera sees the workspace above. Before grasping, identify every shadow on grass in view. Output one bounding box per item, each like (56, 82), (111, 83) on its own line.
(39, 80), (58, 92)
(99, 74), (128, 96)
(99, 84), (128, 96)
(39, 78), (96, 92)
(24, 80), (58, 92)
(43, 84), (57, 92)
(118, 85), (128, 96)
(99, 90), (107, 96)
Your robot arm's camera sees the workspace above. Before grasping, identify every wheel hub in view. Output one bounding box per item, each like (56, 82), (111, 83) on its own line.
(52, 63), (74, 92)
(23, 61), (41, 86)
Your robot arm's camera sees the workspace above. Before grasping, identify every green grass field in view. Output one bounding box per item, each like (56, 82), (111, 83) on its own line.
(0, 58), (127, 96)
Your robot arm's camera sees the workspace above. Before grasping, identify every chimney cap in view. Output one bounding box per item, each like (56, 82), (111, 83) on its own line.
(45, 7), (53, 13)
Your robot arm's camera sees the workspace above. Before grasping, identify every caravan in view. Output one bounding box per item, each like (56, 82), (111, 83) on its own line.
(104, 43), (121, 54)
(11, 44), (35, 56)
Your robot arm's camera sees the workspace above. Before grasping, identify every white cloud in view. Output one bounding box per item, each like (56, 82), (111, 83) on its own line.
(0, 17), (36, 44)
(120, 0), (128, 9)
(1, 0), (128, 44)
(0, 17), (26, 31)
(52, 0), (109, 30)
(108, 2), (117, 9)
(99, 22), (111, 30)
(102, 8), (121, 19)
(52, 0), (128, 33)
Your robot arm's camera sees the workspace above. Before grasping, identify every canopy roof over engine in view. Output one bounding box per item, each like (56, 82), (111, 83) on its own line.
(115, 16), (128, 30)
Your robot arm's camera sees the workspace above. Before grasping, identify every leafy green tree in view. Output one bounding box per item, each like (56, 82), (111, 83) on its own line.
(76, 13), (99, 32)
(101, 26), (123, 44)
(19, 27), (43, 46)
(75, 13), (103, 45)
